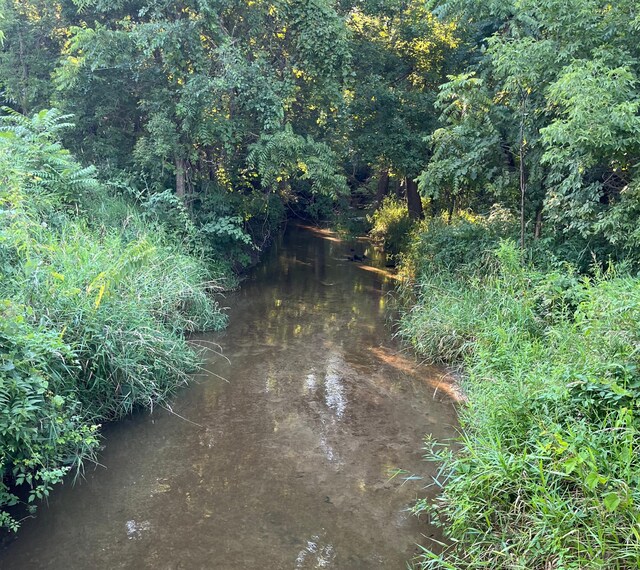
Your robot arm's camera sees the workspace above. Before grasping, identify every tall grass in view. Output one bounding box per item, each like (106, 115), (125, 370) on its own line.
(398, 216), (640, 569)
(0, 110), (228, 531)
(14, 219), (227, 418)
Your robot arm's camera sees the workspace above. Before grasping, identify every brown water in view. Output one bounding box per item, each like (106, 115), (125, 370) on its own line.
(0, 223), (458, 570)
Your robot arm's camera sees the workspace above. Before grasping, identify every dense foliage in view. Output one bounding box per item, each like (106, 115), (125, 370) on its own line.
(0, 109), (228, 530)
(399, 218), (640, 568)
(418, 0), (640, 266)
(2, 0), (640, 565)
(3, 1), (640, 250)
(1, 0), (353, 230)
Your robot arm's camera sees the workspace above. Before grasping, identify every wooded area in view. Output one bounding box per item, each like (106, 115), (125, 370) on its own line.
(1, 1), (640, 567)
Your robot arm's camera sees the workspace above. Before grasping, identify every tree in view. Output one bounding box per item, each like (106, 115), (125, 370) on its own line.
(344, 0), (458, 219)
(422, 0), (640, 264)
(0, 1), (67, 113)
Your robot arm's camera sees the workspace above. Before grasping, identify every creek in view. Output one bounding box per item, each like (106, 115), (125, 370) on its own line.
(0, 224), (458, 569)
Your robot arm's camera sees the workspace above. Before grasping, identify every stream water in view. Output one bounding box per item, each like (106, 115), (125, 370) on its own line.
(0, 223), (458, 570)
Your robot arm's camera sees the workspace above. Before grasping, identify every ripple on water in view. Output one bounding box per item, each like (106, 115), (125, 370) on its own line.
(125, 520), (151, 540)
(318, 433), (338, 463)
(295, 534), (336, 568)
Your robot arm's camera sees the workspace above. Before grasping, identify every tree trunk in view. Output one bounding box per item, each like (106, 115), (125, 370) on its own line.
(406, 176), (423, 220)
(519, 89), (529, 250)
(396, 177), (406, 199)
(17, 28), (29, 113)
(534, 205), (543, 239)
(447, 195), (455, 224)
(374, 168), (390, 207)
(175, 157), (186, 198)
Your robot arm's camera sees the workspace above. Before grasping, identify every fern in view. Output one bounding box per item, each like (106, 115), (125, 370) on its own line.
(0, 108), (100, 207)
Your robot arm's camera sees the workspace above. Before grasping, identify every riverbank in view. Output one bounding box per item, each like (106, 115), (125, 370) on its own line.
(0, 224), (459, 569)
(393, 212), (640, 569)
(0, 112), (236, 533)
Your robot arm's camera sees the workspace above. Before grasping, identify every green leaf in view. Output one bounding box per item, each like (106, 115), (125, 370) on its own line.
(563, 456), (578, 475)
(585, 470), (600, 490)
(603, 492), (621, 512)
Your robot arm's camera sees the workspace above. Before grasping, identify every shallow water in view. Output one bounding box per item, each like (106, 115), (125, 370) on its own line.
(0, 224), (458, 570)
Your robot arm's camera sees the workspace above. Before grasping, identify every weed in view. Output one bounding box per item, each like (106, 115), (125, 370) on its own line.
(400, 218), (640, 569)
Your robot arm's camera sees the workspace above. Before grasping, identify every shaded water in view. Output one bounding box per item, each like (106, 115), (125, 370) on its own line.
(0, 224), (458, 569)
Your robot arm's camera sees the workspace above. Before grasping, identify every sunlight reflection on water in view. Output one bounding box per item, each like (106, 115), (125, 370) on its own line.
(324, 354), (347, 419)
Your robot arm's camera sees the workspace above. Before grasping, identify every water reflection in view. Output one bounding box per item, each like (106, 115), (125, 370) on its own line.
(0, 223), (458, 570)
(295, 534), (336, 568)
(125, 520), (151, 541)
(305, 372), (317, 393)
(357, 264), (404, 282)
(323, 353), (347, 420)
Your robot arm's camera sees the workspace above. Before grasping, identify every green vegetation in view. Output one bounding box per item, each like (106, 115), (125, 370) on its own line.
(1, 0), (640, 565)
(341, 1), (640, 561)
(0, 109), (228, 530)
(368, 196), (414, 257)
(383, 1), (640, 567)
(399, 218), (640, 568)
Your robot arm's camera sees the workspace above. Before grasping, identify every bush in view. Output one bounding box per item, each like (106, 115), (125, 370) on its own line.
(368, 196), (415, 256)
(0, 109), (228, 530)
(0, 302), (100, 532)
(400, 236), (640, 569)
(405, 205), (517, 278)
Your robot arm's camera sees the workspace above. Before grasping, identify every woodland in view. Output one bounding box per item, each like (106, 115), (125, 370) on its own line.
(1, 0), (640, 568)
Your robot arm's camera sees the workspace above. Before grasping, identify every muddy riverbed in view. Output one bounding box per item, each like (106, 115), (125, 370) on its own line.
(0, 224), (458, 569)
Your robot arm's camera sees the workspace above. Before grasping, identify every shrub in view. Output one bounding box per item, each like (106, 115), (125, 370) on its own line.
(0, 301), (100, 532)
(0, 109), (228, 530)
(368, 196), (415, 256)
(406, 205), (517, 278)
(400, 236), (640, 569)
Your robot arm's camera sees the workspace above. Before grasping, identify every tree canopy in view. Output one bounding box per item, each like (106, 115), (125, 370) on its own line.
(2, 0), (639, 266)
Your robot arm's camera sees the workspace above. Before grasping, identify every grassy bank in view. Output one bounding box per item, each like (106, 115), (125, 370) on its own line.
(387, 209), (640, 568)
(0, 110), (233, 531)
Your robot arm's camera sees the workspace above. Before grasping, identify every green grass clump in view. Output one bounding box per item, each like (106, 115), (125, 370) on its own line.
(0, 110), (228, 531)
(368, 196), (416, 256)
(400, 219), (640, 569)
